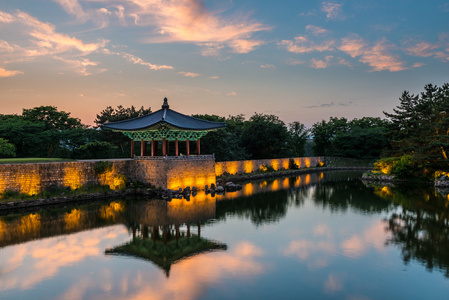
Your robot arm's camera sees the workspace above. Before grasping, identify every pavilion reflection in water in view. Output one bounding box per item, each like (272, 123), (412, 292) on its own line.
(105, 197), (227, 277)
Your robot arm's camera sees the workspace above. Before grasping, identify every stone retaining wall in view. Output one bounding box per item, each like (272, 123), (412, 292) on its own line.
(215, 157), (324, 176)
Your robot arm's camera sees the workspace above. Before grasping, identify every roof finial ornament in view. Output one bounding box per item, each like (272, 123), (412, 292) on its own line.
(162, 97), (169, 109)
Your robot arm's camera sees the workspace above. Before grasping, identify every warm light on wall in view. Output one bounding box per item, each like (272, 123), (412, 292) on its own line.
(215, 164), (223, 176)
(63, 166), (85, 190)
(304, 159), (311, 168)
(227, 162), (238, 175)
(244, 161), (253, 173)
(18, 173), (41, 195)
(295, 177), (301, 187)
(294, 158), (301, 168)
(271, 160), (279, 171)
(99, 168), (126, 190)
(282, 159), (289, 170)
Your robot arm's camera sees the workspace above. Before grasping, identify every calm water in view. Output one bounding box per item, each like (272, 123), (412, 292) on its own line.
(1, 171), (448, 300)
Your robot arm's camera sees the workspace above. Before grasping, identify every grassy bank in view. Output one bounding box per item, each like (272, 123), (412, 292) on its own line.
(0, 158), (75, 164)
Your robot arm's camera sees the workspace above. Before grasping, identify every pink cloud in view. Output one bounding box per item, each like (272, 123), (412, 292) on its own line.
(260, 64), (275, 69)
(0, 67), (23, 77)
(405, 41), (437, 57)
(178, 71), (200, 77)
(310, 56), (333, 69)
(280, 36), (335, 53)
(306, 25), (328, 35)
(321, 2), (344, 20)
(339, 37), (406, 72)
(122, 52), (174, 70)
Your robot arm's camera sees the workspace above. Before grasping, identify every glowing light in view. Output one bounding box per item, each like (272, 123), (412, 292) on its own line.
(260, 181), (268, 188)
(295, 177), (301, 187)
(271, 179), (279, 191)
(18, 173), (41, 195)
(65, 209), (83, 230)
(63, 165), (85, 190)
(100, 201), (125, 221)
(320, 173), (324, 179)
(215, 164), (223, 176)
(381, 166), (391, 175)
(19, 213), (41, 235)
(305, 174), (310, 185)
(271, 160), (279, 171)
(98, 167), (126, 190)
(282, 178), (289, 189)
(305, 159), (311, 168)
(283, 159), (289, 170)
(227, 162), (238, 175)
(244, 183), (254, 196)
(244, 161), (253, 173)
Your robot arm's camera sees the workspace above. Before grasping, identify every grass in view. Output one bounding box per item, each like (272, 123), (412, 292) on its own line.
(0, 158), (75, 164)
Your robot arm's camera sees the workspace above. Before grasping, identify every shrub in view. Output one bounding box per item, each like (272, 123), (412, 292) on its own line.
(289, 158), (299, 169)
(0, 138), (16, 158)
(260, 164), (275, 173)
(94, 161), (112, 175)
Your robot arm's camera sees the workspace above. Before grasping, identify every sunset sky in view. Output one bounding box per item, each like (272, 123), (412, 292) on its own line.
(1, 0), (448, 126)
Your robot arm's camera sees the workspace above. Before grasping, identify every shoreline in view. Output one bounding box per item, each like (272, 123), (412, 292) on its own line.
(0, 167), (372, 213)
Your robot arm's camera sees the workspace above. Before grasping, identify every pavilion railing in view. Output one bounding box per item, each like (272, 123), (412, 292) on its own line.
(134, 154), (215, 161)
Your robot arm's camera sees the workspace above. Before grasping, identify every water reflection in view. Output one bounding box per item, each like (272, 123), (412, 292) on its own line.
(367, 183), (449, 278)
(1, 172), (449, 299)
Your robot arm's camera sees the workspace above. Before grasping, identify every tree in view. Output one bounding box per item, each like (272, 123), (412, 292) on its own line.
(0, 138), (16, 158)
(288, 121), (309, 157)
(22, 106), (84, 130)
(192, 114), (248, 161)
(383, 83), (449, 172)
(73, 141), (119, 159)
(311, 117), (388, 158)
(95, 105), (152, 157)
(241, 113), (290, 159)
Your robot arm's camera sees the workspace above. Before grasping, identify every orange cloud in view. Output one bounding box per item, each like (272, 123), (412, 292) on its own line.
(306, 25), (328, 35)
(0, 67), (23, 77)
(122, 52), (174, 70)
(339, 37), (407, 72)
(310, 55), (333, 69)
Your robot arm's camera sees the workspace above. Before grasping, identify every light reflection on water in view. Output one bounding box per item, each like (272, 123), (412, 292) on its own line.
(0, 171), (449, 299)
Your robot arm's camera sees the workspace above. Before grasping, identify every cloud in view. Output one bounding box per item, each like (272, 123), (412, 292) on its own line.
(321, 2), (344, 20)
(404, 37), (449, 61)
(339, 37), (407, 71)
(260, 64), (275, 69)
(280, 36), (335, 54)
(412, 62), (425, 68)
(121, 52), (174, 70)
(227, 92), (237, 96)
(178, 71), (200, 77)
(116, 0), (270, 55)
(209, 75), (219, 79)
(0, 67), (23, 77)
(53, 56), (105, 76)
(306, 25), (328, 35)
(53, 0), (87, 21)
(310, 55), (333, 69)
(304, 101), (353, 108)
(324, 274), (344, 292)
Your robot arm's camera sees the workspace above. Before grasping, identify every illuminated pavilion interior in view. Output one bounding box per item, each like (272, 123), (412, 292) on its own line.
(102, 98), (227, 158)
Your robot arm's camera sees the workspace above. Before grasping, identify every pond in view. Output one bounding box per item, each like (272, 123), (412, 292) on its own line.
(0, 171), (448, 299)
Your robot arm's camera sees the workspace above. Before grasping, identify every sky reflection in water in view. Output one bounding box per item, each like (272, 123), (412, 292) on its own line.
(1, 171), (448, 299)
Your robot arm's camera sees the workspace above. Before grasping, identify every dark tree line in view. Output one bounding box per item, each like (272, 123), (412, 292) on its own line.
(1, 82), (447, 164)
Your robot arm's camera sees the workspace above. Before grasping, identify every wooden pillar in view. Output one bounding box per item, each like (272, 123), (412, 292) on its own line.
(186, 139), (190, 156)
(140, 139), (145, 156)
(151, 139), (155, 156)
(175, 139), (179, 156)
(155, 141), (159, 156)
(162, 138), (167, 156)
(130, 140), (135, 158)
(166, 139), (170, 155)
(197, 138), (200, 155)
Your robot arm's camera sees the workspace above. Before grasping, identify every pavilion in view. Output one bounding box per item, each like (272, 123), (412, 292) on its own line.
(102, 98), (227, 158)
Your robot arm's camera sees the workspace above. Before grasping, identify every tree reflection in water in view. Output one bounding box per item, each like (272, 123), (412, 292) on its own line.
(371, 184), (449, 278)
